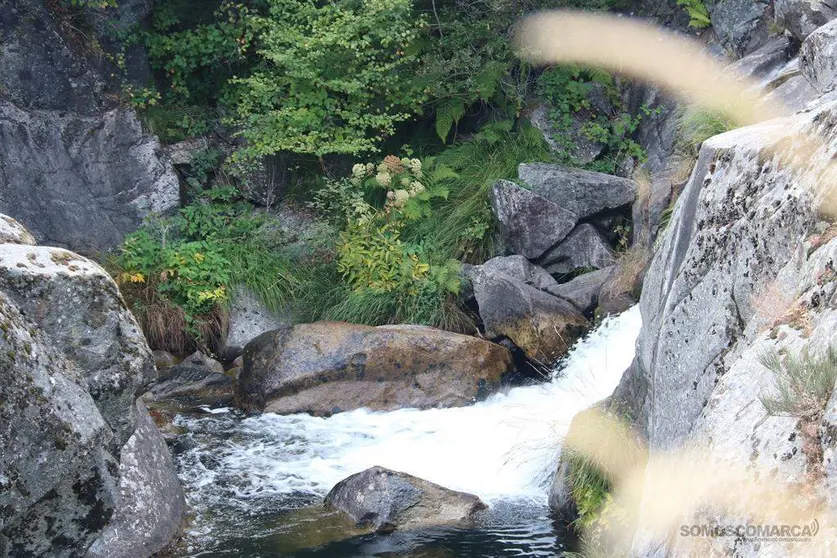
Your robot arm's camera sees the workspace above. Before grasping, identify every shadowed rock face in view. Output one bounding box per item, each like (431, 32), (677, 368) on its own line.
(0, 0), (179, 255)
(237, 322), (514, 415)
(0, 216), (184, 556)
(325, 467), (487, 533)
(0, 102), (179, 255)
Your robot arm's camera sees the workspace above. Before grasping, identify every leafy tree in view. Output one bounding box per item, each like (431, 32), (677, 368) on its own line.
(232, 0), (427, 160)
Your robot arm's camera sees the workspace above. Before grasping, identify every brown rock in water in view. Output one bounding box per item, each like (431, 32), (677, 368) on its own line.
(465, 256), (589, 362)
(325, 467), (487, 533)
(237, 323), (513, 415)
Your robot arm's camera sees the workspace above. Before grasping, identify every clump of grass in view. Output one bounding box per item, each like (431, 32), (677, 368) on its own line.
(293, 262), (478, 333)
(759, 346), (837, 421)
(676, 106), (734, 156)
(601, 245), (650, 301)
(565, 450), (612, 530)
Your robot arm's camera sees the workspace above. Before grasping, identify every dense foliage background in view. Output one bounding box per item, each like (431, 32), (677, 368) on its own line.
(106, 0), (705, 354)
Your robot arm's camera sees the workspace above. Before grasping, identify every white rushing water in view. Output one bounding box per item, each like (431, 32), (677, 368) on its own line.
(176, 305), (642, 517)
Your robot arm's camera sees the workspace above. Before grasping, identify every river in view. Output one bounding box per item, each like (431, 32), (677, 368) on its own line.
(171, 306), (642, 557)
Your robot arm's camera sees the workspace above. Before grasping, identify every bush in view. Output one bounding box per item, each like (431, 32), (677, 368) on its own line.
(111, 187), (298, 354)
(759, 346), (837, 421)
(536, 65), (649, 173)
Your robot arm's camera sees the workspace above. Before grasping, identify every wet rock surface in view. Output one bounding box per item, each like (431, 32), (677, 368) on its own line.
(325, 467), (487, 533)
(238, 322), (513, 415)
(466, 257), (589, 361)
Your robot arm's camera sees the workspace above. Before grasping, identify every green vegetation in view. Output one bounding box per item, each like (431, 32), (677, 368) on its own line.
(111, 186), (297, 353)
(676, 105), (734, 155)
(536, 65), (651, 173)
(676, 0), (711, 29)
(759, 346), (837, 420)
(566, 451), (612, 529)
(103, 0), (652, 353)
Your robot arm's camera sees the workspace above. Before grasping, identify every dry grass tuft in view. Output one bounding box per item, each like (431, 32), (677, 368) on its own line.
(602, 246), (651, 300)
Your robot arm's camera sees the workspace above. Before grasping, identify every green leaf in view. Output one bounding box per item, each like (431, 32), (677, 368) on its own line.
(434, 99), (466, 143)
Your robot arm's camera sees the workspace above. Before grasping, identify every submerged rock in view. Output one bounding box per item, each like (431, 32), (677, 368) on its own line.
(238, 323), (513, 415)
(325, 467), (487, 533)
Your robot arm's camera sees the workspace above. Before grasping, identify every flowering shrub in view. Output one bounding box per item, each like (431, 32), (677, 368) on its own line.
(314, 155), (460, 299)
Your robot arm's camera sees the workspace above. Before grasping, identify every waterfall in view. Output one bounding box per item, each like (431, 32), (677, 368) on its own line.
(175, 306), (642, 544)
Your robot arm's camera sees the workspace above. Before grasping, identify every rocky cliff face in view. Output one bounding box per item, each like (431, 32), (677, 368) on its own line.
(0, 215), (184, 556)
(607, 11), (837, 555)
(0, 0), (178, 255)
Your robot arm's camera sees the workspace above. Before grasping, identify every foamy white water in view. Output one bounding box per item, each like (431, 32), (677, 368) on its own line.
(175, 305), (642, 520)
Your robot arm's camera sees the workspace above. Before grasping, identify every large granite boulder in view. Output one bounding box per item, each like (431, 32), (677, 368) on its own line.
(801, 18), (837, 94)
(0, 0), (178, 255)
(0, 102), (179, 255)
(776, 0), (837, 42)
(86, 401), (186, 558)
(0, 219), (184, 556)
(325, 467), (487, 533)
(489, 180), (577, 259)
(0, 215), (36, 246)
(517, 163), (637, 220)
(608, 93), (837, 556)
(466, 256), (589, 362)
(238, 323), (513, 415)
(538, 224), (616, 276)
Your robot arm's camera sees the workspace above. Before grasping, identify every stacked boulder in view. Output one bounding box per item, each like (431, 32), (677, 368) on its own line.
(0, 215), (184, 557)
(460, 163), (638, 362)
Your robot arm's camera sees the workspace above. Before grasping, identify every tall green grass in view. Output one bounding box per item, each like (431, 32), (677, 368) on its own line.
(405, 122), (553, 264)
(759, 346), (837, 420)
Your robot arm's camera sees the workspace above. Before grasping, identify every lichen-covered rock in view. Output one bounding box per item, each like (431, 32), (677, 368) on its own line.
(611, 96), (837, 556)
(223, 288), (290, 360)
(776, 0), (837, 42)
(86, 401), (186, 558)
(539, 224), (616, 276)
(518, 163), (636, 220)
(0, 290), (118, 556)
(0, 244), (154, 446)
(325, 467), (487, 533)
(0, 102), (179, 254)
(467, 258), (589, 361)
(238, 322), (513, 415)
(617, 113), (818, 448)
(489, 180), (577, 259)
(0, 227), (184, 556)
(801, 18), (837, 94)
(0, 215), (36, 245)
